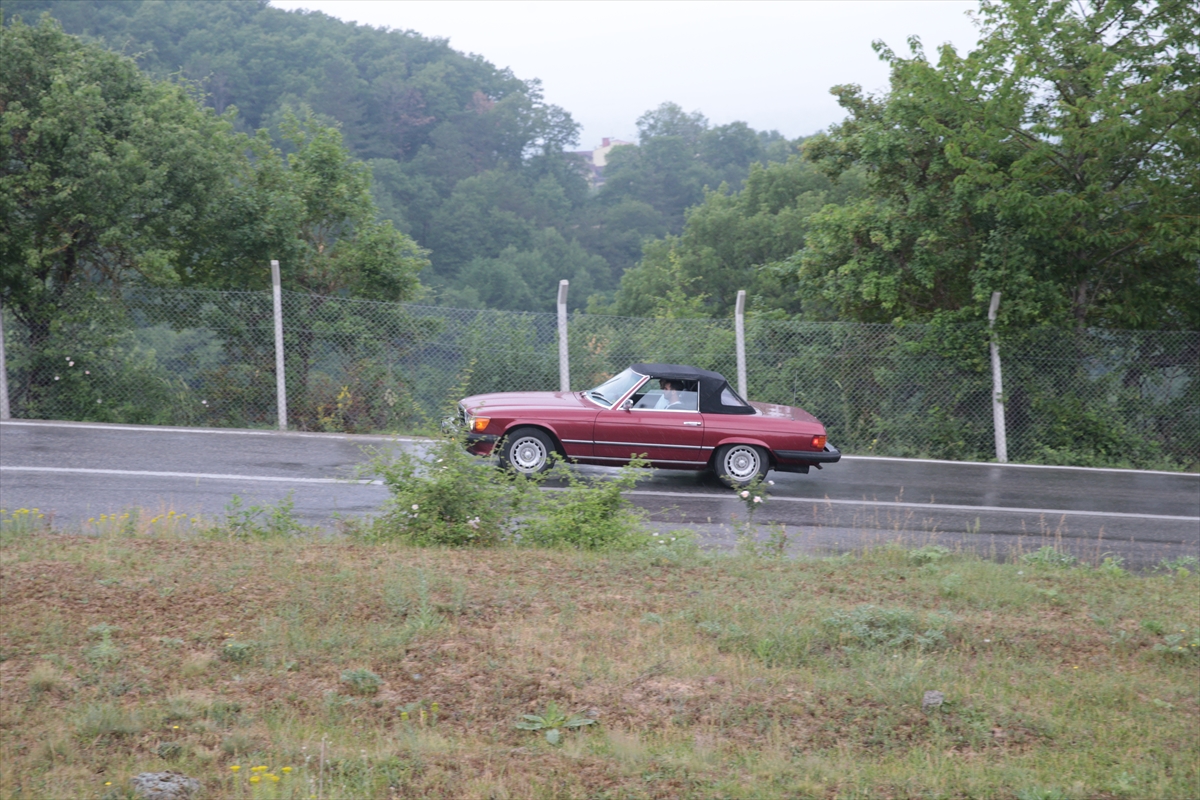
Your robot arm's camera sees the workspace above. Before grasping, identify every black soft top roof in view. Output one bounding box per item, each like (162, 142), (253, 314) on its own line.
(630, 363), (755, 415)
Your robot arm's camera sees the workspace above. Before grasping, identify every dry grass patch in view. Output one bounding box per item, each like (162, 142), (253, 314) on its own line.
(0, 526), (1197, 799)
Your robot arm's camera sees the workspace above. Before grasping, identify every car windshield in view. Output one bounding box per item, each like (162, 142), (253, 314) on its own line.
(584, 368), (645, 408)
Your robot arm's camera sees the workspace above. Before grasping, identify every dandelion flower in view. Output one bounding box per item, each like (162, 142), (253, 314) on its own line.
(250, 776), (260, 784)
(230, 766), (240, 772)
(281, 767), (293, 774)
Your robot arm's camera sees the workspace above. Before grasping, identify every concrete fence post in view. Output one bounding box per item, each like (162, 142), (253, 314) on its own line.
(989, 291), (1007, 463)
(0, 302), (10, 420)
(557, 280), (570, 392)
(735, 289), (748, 400)
(272, 260), (288, 431)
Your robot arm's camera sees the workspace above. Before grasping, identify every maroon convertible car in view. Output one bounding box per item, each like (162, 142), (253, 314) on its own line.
(456, 363), (840, 486)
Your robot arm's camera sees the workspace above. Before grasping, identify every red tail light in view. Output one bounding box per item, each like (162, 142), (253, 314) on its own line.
(812, 434), (827, 450)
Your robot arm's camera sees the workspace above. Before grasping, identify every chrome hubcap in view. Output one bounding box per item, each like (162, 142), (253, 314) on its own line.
(511, 436), (548, 473)
(724, 446), (760, 480)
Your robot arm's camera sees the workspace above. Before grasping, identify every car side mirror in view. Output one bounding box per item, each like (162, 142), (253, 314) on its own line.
(621, 398), (634, 411)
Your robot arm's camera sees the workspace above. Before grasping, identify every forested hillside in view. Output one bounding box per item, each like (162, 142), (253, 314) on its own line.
(4, 0), (1196, 329)
(2, 0), (801, 312)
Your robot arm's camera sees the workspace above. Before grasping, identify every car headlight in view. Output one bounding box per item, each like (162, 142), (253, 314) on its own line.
(466, 415), (491, 433)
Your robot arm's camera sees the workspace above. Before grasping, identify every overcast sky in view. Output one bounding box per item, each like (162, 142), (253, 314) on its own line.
(269, 0), (981, 148)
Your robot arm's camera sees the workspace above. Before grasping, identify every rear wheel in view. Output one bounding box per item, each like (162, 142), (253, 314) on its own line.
(714, 443), (768, 488)
(499, 427), (555, 476)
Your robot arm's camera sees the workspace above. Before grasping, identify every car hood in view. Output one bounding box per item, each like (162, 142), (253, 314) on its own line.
(461, 391), (588, 413)
(750, 401), (822, 425)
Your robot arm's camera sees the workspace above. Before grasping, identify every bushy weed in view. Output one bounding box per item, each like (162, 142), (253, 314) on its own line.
(215, 492), (312, 539)
(908, 544), (952, 564)
(340, 668), (383, 696)
(519, 457), (651, 551)
(76, 702), (143, 741)
(1, 507), (50, 541)
(365, 434), (528, 546)
(821, 605), (952, 651)
(1021, 546), (1078, 568)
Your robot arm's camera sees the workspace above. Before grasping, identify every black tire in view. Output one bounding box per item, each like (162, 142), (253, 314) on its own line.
(714, 443), (768, 487)
(498, 427), (555, 476)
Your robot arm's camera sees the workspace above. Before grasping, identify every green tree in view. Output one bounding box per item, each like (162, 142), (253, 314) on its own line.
(797, 0), (1200, 330)
(0, 16), (247, 349)
(610, 157), (862, 317)
(452, 228), (611, 312)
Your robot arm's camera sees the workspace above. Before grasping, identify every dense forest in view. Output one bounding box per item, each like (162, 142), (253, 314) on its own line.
(2, 0), (803, 314)
(3, 0), (1198, 329)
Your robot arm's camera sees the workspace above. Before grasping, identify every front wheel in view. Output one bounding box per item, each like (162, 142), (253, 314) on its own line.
(714, 443), (768, 488)
(498, 427), (555, 476)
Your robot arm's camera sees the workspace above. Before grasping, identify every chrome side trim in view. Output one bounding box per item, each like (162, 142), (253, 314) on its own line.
(586, 455), (708, 465)
(594, 440), (712, 451)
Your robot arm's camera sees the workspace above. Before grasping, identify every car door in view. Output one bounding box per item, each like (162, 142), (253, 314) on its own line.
(592, 382), (705, 467)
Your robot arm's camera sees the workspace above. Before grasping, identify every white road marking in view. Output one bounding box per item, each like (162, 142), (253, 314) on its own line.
(3, 465), (1193, 522)
(625, 489), (1200, 522)
(840, 453), (1199, 478)
(1, 465), (382, 486)
(4, 420), (1194, 477)
(0, 419), (417, 443)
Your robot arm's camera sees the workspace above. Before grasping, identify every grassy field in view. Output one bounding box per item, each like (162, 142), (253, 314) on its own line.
(1, 509), (1198, 800)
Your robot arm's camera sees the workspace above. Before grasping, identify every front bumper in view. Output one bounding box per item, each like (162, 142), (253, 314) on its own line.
(773, 443), (841, 473)
(465, 432), (499, 456)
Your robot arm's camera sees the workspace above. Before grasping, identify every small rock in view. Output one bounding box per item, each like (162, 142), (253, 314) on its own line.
(130, 771), (202, 800)
(922, 690), (945, 711)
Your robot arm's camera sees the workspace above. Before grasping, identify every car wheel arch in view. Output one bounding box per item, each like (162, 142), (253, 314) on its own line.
(501, 423), (567, 459)
(706, 438), (777, 470)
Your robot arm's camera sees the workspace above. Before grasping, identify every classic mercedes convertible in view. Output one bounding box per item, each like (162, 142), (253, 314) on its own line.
(455, 363), (840, 486)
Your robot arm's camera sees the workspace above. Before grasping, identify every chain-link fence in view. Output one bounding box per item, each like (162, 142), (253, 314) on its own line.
(2, 287), (1197, 471)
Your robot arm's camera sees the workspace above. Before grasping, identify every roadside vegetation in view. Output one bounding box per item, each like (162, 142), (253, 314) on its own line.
(2, 479), (1197, 799)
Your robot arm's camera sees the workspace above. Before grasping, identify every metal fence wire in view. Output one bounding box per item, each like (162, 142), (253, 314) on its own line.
(2, 287), (1197, 471)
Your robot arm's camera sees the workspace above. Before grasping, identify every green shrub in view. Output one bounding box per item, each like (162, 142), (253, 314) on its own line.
(365, 434), (529, 546)
(908, 544), (952, 565)
(1021, 546), (1078, 568)
(821, 605), (952, 651)
(340, 668), (383, 695)
(519, 457), (651, 551)
(219, 641), (257, 663)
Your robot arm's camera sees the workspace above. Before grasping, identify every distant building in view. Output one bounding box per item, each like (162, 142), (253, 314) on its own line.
(570, 137), (635, 187)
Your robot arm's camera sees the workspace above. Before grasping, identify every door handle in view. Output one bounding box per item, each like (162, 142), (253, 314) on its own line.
(683, 421), (702, 427)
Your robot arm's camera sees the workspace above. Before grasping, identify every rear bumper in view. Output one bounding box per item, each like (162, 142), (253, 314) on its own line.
(773, 443), (841, 473)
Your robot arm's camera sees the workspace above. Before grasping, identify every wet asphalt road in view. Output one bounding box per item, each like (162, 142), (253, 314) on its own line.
(2, 419), (1196, 567)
